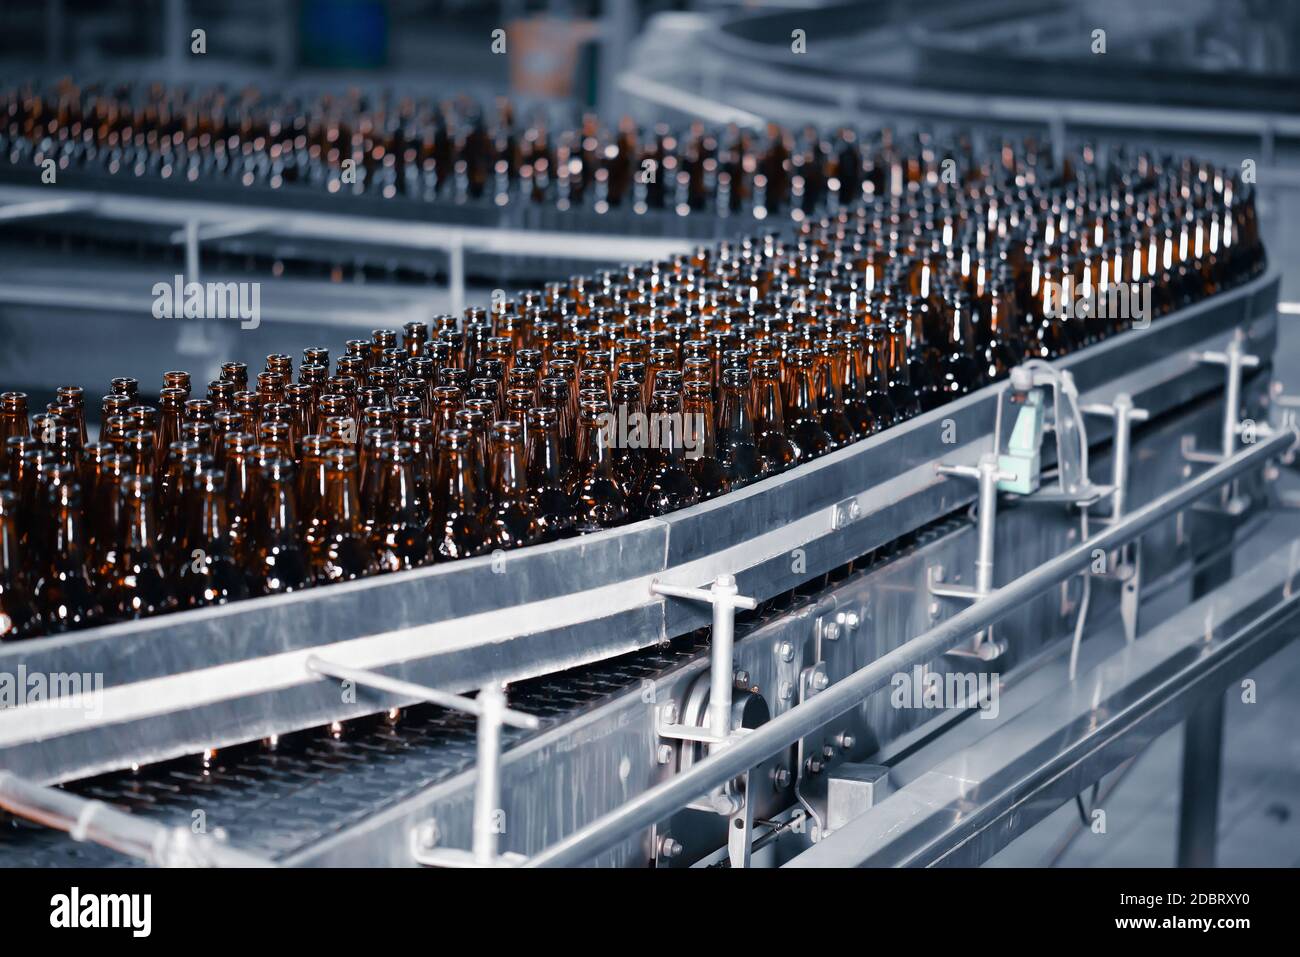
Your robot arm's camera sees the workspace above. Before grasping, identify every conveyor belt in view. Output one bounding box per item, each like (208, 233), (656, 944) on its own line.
(0, 631), (710, 867)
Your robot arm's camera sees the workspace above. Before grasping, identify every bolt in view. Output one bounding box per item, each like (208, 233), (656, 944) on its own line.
(811, 671), (829, 692)
(414, 820), (439, 849)
(822, 744), (835, 759)
(838, 733), (856, 751)
(773, 768), (792, 790)
(658, 836), (683, 859)
(779, 679), (794, 701)
(660, 702), (678, 726)
(848, 500), (861, 521)
(837, 611), (860, 631)
(805, 757), (824, 774)
(777, 641), (795, 662)
(823, 621), (841, 641)
(733, 670), (750, 689)
(656, 744), (674, 765)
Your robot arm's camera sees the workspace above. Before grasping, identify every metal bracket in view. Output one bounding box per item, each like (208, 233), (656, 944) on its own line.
(304, 657), (538, 869)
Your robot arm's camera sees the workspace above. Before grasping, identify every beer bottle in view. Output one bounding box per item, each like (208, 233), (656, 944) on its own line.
(0, 489), (42, 639)
(639, 390), (702, 516)
(936, 293), (985, 399)
(157, 388), (187, 469)
(246, 454), (314, 595)
(782, 349), (833, 460)
(570, 400), (629, 533)
(222, 432), (259, 563)
(813, 337), (857, 447)
(99, 475), (176, 620)
(369, 441), (433, 572)
(0, 393), (30, 465)
(682, 380), (730, 497)
(305, 448), (377, 583)
(54, 385), (89, 447)
(715, 366), (765, 488)
(174, 470), (250, 607)
(608, 378), (647, 501)
(430, 429), (489, 561)
(525, 406), (576, 541)
(752, 358), (798, 473)
(484, 421), (542, 549)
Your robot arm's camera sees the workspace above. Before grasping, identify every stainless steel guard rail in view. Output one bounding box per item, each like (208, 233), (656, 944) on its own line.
(526, 426), (1298, 867)
(0, 770), (275, 867)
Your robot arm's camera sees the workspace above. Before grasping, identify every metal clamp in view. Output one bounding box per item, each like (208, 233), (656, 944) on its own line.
(931, 453), (1013, 660)
(1083, 394), (1150, 642)
(304, 656), (539, 868)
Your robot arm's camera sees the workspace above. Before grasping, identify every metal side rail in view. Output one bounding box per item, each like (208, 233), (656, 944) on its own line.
(0, 771), (274, 867)
(525, 428), (1299, 867)
(786, 533), (1300, 867)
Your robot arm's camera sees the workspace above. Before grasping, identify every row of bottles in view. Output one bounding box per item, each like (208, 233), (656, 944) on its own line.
(0, 142), (1267, 639)
(6, 80), (1079, 217)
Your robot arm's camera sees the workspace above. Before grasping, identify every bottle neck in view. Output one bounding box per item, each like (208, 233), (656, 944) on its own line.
(438, 449), (480, 511)
(717, 385), (756, 444)
(528, 425), (567, 485)
(490, 442), (529, 499)
(754, 377), (786, 434)
(322, 468), (364, 533)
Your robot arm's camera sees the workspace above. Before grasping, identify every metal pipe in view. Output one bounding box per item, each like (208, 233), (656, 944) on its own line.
(526, 427), (1295, 867)
(709, 575), (739, 738)
(473, 684), (506, 865)
(0, 771), (274, 867)
(305, 655), (540, 729)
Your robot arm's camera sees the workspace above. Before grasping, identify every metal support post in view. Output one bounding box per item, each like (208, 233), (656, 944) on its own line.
(304, 656), (538, 868)
(651, 574), (758, 741)
(931, 453), (1015, 659)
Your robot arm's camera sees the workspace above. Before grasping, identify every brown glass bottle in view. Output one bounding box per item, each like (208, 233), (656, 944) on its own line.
(525, 406), (576, 541)
(682, 380), (730, 498)
(639, 390), (703, 516)
(305, 448), (378, 582)
(368, 441), (433, 571)
(0, 488), (42, 639)
(99, 475), (176, 620)
(752, 358), (798, 472)
(715, 366), (765, 488)
(34, 478), (101, 632)
(247, 455), (314, 595)
(430, 429), (489, 561)
(484, 421), (543, 550)
(174, 470), (250, 607)
(782, 349), (833, 460)
(570, 400), (630, 533)
(812, 338), (857, 447)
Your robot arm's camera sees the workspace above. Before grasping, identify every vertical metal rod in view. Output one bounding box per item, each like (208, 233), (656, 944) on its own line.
(472, 683), (506, 865)
(185, 219), (200, 284)
(1177, 692), (1225, 867)
(449, 239), (465, 317)
(708, 575), (738, 739)
(973, 454), (1001, 651)
(1222, 338), (1243, 460)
